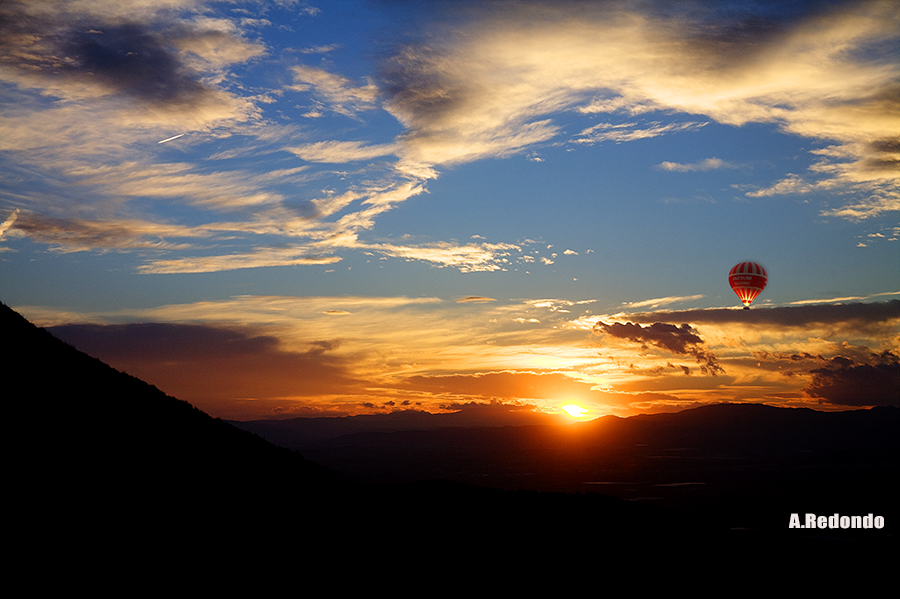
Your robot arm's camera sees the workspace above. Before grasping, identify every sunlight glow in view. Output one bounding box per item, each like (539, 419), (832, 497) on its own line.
(561, 404), (590, 419)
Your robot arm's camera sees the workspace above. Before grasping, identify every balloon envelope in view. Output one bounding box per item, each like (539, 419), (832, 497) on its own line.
(729, 262), (767, 308)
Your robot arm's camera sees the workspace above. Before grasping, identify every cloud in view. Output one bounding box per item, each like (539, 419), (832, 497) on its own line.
(398, 371), (595, 401)
(819, 186), (900, 221)
(370, 240), (520, 273)
(0, 1), (285, 264)
(69, 161), (287, 210)
(287, 140), (398, 163)
(22, 291), (898, 418)
(394, 370), (672, 408)
(805, 351), (900, 406)
(594, 320), (725, 375)
(572, 121), (706, 145)
(138, 246), (342, 274)
(595, 321), (707, 355)
(130, 194), (527, 274)
(59, 24), (212, 105)
(787, 292), (900, 305)
(379, 0), (899, 215)
(19, 293), (611, 412)
(622, 301), (900, 335)
(657, 158), (736, 172)
(0, 209), (18, 237)
(172, 17), (267, 69)
(622, 295), (705, 309)
(10, 212), (203, 252)
(47, 321), (366, 419)
(2, 0), (897, 274)
(0, 2), (261, 120)
(745, 173), (814, 197)
(289, 65), (379, 117)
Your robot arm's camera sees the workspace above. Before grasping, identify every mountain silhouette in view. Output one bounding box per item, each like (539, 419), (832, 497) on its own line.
(236, 395), (898, 538)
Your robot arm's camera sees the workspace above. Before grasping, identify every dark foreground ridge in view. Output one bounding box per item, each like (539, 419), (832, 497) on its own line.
(5, 300), (896, 566)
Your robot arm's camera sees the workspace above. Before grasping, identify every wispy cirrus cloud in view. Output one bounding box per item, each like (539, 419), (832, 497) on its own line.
(818, 186), (900, 221)
(787, 291), (900, 305)
(622, 295), (706, 309)
(136, 231), (528, 275)
(658, 158), (737, 172)
(287, 140), (398, 163)
(572, 121), (706, 145)
(138, 247), (342, 274)
(370, 240), (521, 273)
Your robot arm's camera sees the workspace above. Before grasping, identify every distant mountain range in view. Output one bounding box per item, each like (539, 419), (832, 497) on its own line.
(6, 300), (896, 562)
(234, 401), (898, 530)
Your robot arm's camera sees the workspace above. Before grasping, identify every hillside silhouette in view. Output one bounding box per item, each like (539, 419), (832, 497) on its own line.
(4, 301), (339, 554)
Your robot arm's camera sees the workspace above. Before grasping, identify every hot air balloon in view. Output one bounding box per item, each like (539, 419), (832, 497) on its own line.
(729, 262), (767, 309)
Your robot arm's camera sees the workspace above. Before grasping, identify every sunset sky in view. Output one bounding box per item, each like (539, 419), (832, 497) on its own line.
(2, 0), (898, 420)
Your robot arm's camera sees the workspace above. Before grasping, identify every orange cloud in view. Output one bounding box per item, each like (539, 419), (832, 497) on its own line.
(18, 295), (899, 420)
(47, 322), (368, 420)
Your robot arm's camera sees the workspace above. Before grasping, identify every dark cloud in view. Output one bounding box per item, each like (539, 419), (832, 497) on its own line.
(50, 322), (282, 362)
(47, 322), (363, 411)
(681, 0), (855, 42)
(624, 301), (900, 334)
(870, 137), (900, 154)
(10, 213), (185, 251)
(60, 23), (208, 105)
(596, 321), (702, 354)
(805, 351), (900, 407)
(864, 136), (900, 171)
(0, 3), (218, 107)
(594, 321), (725, 376)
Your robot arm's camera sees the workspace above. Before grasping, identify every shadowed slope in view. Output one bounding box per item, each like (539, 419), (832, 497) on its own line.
(4, 300), (332, 547)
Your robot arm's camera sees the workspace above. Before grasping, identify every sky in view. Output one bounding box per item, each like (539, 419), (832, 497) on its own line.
(1, 0), (898, 421)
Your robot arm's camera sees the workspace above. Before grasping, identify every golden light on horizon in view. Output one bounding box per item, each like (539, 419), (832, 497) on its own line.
(561, 404), (590, 419)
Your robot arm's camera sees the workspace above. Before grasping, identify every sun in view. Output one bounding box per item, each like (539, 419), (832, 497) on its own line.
(561, 404), (590, 419)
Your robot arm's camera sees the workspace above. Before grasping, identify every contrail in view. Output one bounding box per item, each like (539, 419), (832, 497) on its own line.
(158, 133), (185, 144)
